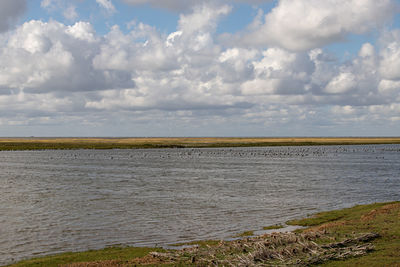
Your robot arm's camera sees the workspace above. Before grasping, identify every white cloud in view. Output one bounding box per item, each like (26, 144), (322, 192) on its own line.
(40, 0), (61, 10)
(379, 30), (400, 81)
(122, 0), (199, 11)
(324, 73), (357, 94)
(178, 4), (231, 35)
(1, 1), (400, 135)
(0, 0), (26, 33)
(66, 21), (97, 42)
(96, 0), (116, 14)
(240, 48), (315, 95)
(63, 5), (78, 21)
(121, 0), (272, 11)
(379, 80), (400, 96)
(41, 0), (116, 20)
(240, 0), (396, 51)
(311, 42), (381, 102)
(0, 20), (134, 94)
(41, 0), (52, 8)
(332, 105), (357, 115)
(359, 43), (375, 58)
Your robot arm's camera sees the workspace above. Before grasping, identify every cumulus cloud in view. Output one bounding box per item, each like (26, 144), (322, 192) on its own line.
(178, 4), (231, 34)
(0, 20), (134, 94)
(0, 0), (27, 33)
(240, 48), (315, 95)
(1, 1), (400, 135)
(324, 73), (357, 94)
(308, 42), (385, 106)
(239, 0), (396, 51)
(90, 4), (249, 111)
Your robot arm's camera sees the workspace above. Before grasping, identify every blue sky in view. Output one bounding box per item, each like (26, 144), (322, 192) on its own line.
(1, 0), (400, 137)
(23, 1), (277, 34)
(23, 1), (398, 54)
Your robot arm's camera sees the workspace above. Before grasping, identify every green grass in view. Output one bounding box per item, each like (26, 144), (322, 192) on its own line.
(287, 202), (400, 266)
(163, 201), (400, 266)
(233, 230), (254, 237)
(286, 202), (395, 226)
(6, 247), (165, 267)
(7, 201), (400, 266)
(168, 240), (221, 248)
(263, 224), (285, 230)
(320, 203), (400, 266)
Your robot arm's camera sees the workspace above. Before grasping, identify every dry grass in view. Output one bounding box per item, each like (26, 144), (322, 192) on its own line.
(1, 137), (400, 151)
(8, 202), (400, 267)
(141, 231), (379, 266)
(2, 137), (400, 144)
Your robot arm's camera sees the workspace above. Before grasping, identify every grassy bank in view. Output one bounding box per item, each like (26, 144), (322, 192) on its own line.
(7, 201), (400, 266)
(1, 137), (400, 151)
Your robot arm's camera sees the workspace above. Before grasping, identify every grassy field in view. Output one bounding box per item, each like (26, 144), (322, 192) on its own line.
(7, 201), (400, 266)
(1, 137), (400, 150)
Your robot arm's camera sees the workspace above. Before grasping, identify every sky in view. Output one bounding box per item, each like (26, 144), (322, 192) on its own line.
(0, 0), (400, 137)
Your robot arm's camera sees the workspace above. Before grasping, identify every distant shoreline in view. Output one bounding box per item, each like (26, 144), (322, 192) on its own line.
(0, 137), (400, 151)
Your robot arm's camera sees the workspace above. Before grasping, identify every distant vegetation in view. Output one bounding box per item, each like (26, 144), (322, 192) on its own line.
(1, 137), (400, 151)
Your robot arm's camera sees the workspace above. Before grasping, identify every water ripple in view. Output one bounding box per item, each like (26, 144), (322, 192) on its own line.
(1, 145), (399, 265)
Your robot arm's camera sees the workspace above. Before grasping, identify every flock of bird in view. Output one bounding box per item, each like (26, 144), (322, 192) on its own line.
(43, 144), (399, 161)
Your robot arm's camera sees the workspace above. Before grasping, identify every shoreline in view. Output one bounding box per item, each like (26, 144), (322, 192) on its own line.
(6, 201), (400, 266)
(1, 137), (400, 151)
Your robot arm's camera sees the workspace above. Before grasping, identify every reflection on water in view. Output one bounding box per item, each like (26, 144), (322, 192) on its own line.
(0, 145), (399, 265)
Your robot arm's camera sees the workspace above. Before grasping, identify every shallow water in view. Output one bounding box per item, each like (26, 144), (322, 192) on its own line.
(1, 145), (399, 265)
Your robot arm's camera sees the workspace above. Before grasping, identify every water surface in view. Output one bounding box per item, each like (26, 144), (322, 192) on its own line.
(1, 145), (399, 265)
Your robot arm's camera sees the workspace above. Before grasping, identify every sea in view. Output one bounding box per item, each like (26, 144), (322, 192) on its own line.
(1, 144), (399, 265)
